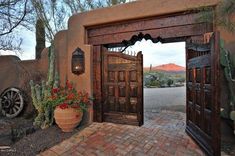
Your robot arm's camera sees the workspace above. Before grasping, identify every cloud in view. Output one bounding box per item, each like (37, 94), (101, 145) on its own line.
(1, 30), (186, 68)
(126, 40), (186, 67)
(20, 30), (36, 60)
(0, 49), (35, 60)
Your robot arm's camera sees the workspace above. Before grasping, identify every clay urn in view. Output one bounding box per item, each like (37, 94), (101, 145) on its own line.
(54, 105), (83, 132)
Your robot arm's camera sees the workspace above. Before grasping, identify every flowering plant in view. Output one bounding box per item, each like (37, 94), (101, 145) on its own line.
(48, 81), (92, 111)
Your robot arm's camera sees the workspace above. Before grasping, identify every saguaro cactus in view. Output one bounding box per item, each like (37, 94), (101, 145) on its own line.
(30, 43), (59, 129)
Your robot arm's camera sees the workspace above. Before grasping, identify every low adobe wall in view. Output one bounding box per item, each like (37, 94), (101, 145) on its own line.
(0, 50), (49, 116)
(52, 0), (235, 123)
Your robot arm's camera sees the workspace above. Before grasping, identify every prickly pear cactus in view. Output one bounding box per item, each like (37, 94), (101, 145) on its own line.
(220, 39), (235, 134)
(230, 111), (235, 121)
(30, 42), (59, 129)
(231, 111), (235, 135)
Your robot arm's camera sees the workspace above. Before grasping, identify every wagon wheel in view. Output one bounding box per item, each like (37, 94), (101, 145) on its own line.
(0, 88), (24, 118)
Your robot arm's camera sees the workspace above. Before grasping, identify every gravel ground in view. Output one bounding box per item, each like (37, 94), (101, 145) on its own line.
(0, 117), (35, 146)
(221, 118), (235, 155)
(0, 124), (87, 156)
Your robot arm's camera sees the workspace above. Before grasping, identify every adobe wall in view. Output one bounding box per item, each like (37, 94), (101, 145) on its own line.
(0, 55), (48, 94)
(0, 53), (48, 115)
(53, 0), (235, 123)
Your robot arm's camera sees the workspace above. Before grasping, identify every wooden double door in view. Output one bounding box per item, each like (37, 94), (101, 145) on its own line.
(102, 48), (143, 126)
(100, 32), (220, 156)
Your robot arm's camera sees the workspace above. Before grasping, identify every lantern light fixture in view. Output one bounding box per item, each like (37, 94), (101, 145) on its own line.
(71, 48), (85, 75)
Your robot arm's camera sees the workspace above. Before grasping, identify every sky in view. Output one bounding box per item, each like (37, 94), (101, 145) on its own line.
(0, 29), (36, 60)
(0, 31), (186, 67)
(126, 39), (186, 67)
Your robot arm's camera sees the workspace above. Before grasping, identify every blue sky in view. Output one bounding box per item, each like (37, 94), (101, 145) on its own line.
(1, 31), (186, 67)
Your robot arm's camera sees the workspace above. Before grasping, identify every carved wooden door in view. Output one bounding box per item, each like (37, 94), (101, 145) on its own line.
(102, 48), (143, 126)
(186, 32), (220, 156)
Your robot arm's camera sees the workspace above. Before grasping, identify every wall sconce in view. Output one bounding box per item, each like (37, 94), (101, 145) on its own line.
(71, 48), (85, 75)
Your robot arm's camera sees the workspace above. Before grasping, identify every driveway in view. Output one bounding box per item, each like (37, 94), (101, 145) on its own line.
(144, 86), (186, 113)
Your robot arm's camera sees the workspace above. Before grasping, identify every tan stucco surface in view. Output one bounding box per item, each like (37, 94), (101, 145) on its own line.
(0, 55), (48, 115)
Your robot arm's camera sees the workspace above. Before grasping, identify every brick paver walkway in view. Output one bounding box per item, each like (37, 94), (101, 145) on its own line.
(39, 111), (204, 156)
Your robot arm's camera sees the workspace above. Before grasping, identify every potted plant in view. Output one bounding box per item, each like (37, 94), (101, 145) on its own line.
(49, 81), (92, 132)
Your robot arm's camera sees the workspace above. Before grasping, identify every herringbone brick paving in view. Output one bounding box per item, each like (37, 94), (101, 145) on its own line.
(39, 111), (205, 156)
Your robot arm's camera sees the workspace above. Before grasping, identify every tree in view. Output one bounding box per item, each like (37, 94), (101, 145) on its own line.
(31, 0), (68, 43)
(216, 0), (235, 32)
(0, 0), (132, 53)
(167, 79), (174, 87)
(106, 0), (127, 6)
(64, 0), (103, 14)
(0, 0), (33, 52)
(31, 0), (131, 43)
(199, 0), (235, 32)
(64, 0), (129, 14)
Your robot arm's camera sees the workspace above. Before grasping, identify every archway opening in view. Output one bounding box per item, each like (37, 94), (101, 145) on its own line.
(126, 39), (186, 119)
(107, 38), (186, 125)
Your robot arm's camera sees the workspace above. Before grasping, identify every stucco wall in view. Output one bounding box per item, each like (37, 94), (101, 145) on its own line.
(0, 55), (48, 115)
(54, 30), (68, 85)
(52, 0), (235, 123)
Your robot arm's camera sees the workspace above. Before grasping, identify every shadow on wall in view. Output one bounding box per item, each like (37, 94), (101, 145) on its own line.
(0, 55), (48, 117)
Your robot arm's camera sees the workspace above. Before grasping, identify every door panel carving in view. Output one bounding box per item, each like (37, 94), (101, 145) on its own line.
(186, 32), (220, 156)
(102, 48), (143, 126)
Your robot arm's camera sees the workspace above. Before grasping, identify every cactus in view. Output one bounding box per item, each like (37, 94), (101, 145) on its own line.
(231, 110), (235, 134)
(230, 111), (235, 121)
(47, 42), (55, 87)
(29, 82), (44, 127)
(30, 42), (59, 129)
(220, 39), (235, 122)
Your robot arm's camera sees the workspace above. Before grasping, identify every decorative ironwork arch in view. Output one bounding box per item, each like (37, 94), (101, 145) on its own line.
(105, 33), (165, 52)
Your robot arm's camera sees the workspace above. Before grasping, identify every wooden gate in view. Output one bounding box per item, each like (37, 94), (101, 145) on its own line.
(102, 48), (143, 126)
(186, 32), (220, 156)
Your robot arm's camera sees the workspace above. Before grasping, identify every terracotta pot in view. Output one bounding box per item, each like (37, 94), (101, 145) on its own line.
(54, 107), (83, 132)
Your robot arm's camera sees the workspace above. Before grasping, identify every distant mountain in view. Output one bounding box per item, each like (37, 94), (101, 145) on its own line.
(144, 63), (185, 73)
